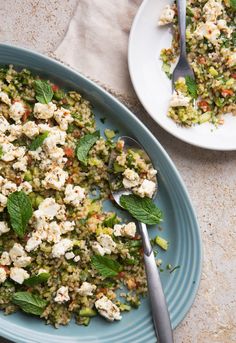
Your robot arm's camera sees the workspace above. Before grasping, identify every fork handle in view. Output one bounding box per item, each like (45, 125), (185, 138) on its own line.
(176, 0), (187, 57)
(139, 222), (174, 343)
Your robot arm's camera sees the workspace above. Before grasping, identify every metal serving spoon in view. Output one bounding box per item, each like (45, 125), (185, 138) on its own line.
(172, 0), (195, 89)
(109, 136), (173, 343)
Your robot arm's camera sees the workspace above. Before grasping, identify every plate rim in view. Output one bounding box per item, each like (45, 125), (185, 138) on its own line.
(0, 43), (202, 343)
(128, 0), (236, 151)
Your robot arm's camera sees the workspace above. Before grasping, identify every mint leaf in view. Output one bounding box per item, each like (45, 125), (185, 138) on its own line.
(34, 80), (53, 104)
(120, 195), (163, 225)
(24, 272), (50, 286)
(29, 131), (49, 151)
(12, 292), (47, 316)
(103, 214), (119, 228)
(91, 255), (122, 278)
(230, 0), (236, 10)
(76, 131), (100, 165)
(7, 191), (33, 237)
(185, 76), (197, 99)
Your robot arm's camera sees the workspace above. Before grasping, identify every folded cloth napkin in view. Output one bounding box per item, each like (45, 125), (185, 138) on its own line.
(54, 0), (142, 98)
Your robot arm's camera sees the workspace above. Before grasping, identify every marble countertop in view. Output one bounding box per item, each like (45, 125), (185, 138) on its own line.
(0, 1), (235, 342)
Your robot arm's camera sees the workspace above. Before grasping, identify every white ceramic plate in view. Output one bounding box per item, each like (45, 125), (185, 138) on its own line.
(128, 0), (236, 151)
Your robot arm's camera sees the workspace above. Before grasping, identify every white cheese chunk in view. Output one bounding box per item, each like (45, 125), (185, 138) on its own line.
(73, 255), (80, 262)
(10, 267), (29, 284)
(65, 251), (75, 260)
(203, 0), (223, 22)
(0, 91), (11, 106)
(122, 168), (140, 188)
(9, 101), (25, 122)
(54, 107), (74, 131)
(0, 267), (7, 283)
(0, 221), (10, 236)
(8, 124), (23, 142)
(1, 180), (17, 196)
(0, 115), (10, 133)
(135, 179), (156, 198)
(13, 256), (31, 268)
(64, 184), (85, 207)
(158, 5), (175, 26)
(34, 198), (60, 220)
(77, 282), (96, 296)
(42, 167), (68, 190)
(18, 181), (33, 194)
(97, 234), (117, 255)
(61, 221), (75, 234)
(195, 22), (220, 44)
(46, 221), (61, 243)
(92, 242), (106, 256)
(13, 155), (28, 172)
(34, 102), (57, 119)
(54, 286), (70, 303)
(95, 296), (121, 321)
(0, 194), (7, 212)
(25, 236), (42, 252)
(113, 222), (136, 238)
(51, 238), (73, 258)
(0, 251), (11, 265)
(169, 91), (190, 107)
(22, 121), (40, 138)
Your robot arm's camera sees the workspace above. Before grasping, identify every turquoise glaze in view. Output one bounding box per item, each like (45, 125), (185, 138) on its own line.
(0, 44), (202, 343)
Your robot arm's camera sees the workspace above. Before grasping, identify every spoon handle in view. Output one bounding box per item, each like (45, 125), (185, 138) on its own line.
(176, 0), (186, 57)
(139, 222), (174, 343)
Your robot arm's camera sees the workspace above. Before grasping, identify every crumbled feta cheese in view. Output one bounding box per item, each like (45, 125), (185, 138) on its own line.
(147, 168), (157, 179)
(51, 238), (73, 258)
(46, 221), (61, 243)
(41, 126), (67, 145)
(1, 180), (17, 196)
(97, 234), (117, 255)
(54, 107), (74, 131)
(203, 0), (223, 22)
(10, 267), (29, 284)
(42, 167), (68, 190)
(65, 251), (75, 260)
(0, 115), (10, 133)
(95, 296), (121, 321)
(54, 286), (70, 303)
(122, 169), (140, 188)
(64, 184), (85, 207)
(9, 101), (25, 123)
(217, 20), (232, 37)
(0, 252), (11, 265)
(73, 255), (80, 262)
(28, 148), (42, 161)
(227, 52), (236, 68)
(135, 179), (156, 198)
(77, 282), (96, 296)
(61, 221), (75, 234)
(9, 243), (26, 261)
(0, 221), (10, 236)
(0, 194), (7, 212)
(158, 5), (175, 26)
(22, 121), (40, 138)
(34, 102), (57, 119)
(0, 91), (11, 106)
(170, 91), (190, 107)
(13, 255), (31, 268)
(18, 181), (33, 194)
(45, 145), (65, 161)
(8, 124), (23, 142)
(0, 267), (7, 283)
(56, 204), (67, 221)
(25, 236), (42, 252)
(13, 155), (28, 172)
(113, 222), (136, 238)
(195, 22), (220, 44)
(35, 198), (60, 220)
(92, 242), (106, 256)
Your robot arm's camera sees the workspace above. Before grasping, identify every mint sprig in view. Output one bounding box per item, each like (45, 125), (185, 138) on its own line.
(76, 131), (100, 165)
(12, 292), (47, 316)
(24, 272), (50, 287)
(91, 255), (122, 278)
(34, 80), (53, 104)
(7, 191), (33, 237)
(120, 194), (163, 225)
(29, 131), (49, 151)
(230, 0), (236, 10)
(185, 76), (197, 99)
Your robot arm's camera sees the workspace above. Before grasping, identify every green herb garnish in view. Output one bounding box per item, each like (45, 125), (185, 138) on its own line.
(170, 265), (181, 274)
(76, 131), (100, 165)
(103, 213), (119, 228)
(185, 76), (197, 99)
(7, 191), (33, 237)
(120, 195), (163, 225)
(91, 255), (122, 278)
(12, 292), (47, 316)
(0, 145), (3, 159)
(24, 272), (50, 286)
(29, 131), (49, 151)
(230, 0), (236, 10)
(34, 79), (53, 104)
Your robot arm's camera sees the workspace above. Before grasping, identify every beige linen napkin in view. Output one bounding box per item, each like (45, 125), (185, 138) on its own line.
(54, 0), (142, 98)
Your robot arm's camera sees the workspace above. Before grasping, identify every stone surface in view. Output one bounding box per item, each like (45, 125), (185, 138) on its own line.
(0, 1), (235, 343)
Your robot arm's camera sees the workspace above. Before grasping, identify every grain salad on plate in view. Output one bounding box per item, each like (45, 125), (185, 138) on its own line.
(0, 66), (166, 327)
(158, 0), (236, 126)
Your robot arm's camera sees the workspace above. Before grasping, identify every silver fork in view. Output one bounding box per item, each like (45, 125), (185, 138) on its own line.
(172, 0), (195, 90)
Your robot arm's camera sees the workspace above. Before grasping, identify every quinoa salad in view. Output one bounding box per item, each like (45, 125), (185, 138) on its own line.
(158, 0), (236, 126)
(0, 66), (167, 327)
